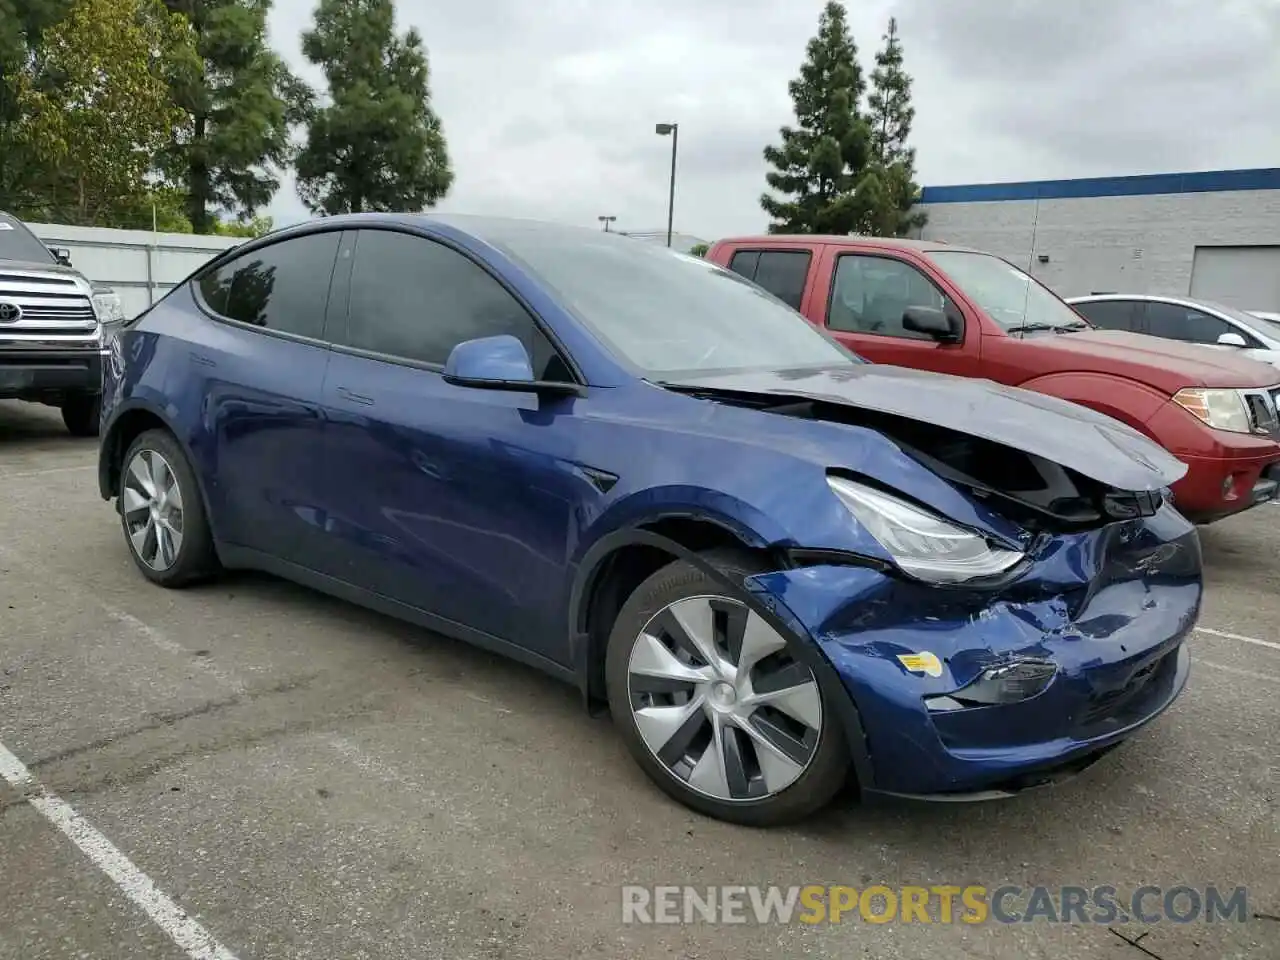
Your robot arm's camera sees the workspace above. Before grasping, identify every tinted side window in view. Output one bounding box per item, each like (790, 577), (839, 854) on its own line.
(1144, 303), (1231, 345)
(828, 255), (947, 338)
(1072, 300), (1139, 331)
(752, 251), (811, 309)
(724, 249), (810, 309)
(197, 232), (340, 340)
(728, 250), (760, 280)
(344, 229), (572, 380)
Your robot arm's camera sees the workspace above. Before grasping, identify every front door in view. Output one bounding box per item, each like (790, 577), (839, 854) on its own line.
(823, 252), (979, 377)
(313, 227), (587, 663)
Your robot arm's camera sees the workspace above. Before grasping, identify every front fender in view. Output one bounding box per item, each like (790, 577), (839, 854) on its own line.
(566, 526), (876, 791)
(1017, 372), (1169, 441)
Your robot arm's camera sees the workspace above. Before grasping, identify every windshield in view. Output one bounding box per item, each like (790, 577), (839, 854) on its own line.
(929, 250), (1086, 333)
(450, 217), (861, 378)
(1247, 315), (1280, 340)
(0, 212), (56, 264)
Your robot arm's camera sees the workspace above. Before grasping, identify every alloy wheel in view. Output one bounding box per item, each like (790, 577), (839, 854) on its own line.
(626, 595), (823, 802)
(121, 448), (185, 571)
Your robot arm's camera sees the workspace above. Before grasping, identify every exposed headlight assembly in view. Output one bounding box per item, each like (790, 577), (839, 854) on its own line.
(1172, 387), (1252, 434)
(826, 476), (1023, 584)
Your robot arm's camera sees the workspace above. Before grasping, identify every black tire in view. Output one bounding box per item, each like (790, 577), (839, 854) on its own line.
(604, 549), (850, 826)
(61, 393), (101, 437)
(118, 428), (220, 588)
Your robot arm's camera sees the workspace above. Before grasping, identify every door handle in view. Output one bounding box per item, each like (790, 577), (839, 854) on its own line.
(336, 386), (374, 406)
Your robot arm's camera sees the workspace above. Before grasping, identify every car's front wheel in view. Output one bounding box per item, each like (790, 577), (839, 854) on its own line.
(605, 550), (850, 826)
(118, 429), (219, 587)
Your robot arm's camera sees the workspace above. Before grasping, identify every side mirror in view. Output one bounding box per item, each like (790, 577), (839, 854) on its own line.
(442, 335), (583, 397)
(49, 246), (72, 266)
(1217, 332), (1248, 348)
(902, 305), (961, 342)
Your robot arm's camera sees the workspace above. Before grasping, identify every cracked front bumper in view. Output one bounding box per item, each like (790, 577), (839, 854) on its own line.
(745, 506), (1201, 798)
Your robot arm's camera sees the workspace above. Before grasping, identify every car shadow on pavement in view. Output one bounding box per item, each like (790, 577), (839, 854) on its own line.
(0, 399), (85, 444)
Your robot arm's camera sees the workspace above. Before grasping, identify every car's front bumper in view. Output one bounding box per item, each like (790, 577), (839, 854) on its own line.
(745, 505), (1201, 798)
(0, 337), (103, 399)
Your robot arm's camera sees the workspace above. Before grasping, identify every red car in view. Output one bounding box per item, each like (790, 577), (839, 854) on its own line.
(707, 236), (1280, 523)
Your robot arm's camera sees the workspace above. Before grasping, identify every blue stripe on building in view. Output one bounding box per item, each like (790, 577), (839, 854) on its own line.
(919, 167), (1280, 204)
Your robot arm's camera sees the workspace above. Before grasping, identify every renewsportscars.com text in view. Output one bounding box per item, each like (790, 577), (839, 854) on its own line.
(621, 884), (1251, 925)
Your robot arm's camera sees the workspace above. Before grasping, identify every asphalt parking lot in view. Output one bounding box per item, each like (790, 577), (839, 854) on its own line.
(0, 399), (1276, 960)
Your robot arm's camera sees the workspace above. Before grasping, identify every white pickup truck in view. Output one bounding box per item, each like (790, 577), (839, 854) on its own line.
(0, 211), (125, 436)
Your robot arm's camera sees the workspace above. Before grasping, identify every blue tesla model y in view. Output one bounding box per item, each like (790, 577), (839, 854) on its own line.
(97, 214), (1200, 825)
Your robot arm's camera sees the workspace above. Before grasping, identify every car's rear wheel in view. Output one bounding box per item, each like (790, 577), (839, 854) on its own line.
(60, 393), (100, 437)
(118, 429), (219, 587)
(605, 550), (849, 826)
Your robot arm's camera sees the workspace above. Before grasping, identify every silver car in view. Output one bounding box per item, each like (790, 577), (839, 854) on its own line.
(1066, 293), (1280, 370)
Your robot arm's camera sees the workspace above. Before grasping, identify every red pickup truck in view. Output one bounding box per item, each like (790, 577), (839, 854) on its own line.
(707, 235), (1280, 523)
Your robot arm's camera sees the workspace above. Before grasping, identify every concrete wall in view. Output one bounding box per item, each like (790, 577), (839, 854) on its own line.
(27, 222), (240, 318)
(914, 170), (1280, 304)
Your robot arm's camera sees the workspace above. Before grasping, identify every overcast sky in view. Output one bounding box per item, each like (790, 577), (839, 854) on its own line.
(264, 0), (1280, 240)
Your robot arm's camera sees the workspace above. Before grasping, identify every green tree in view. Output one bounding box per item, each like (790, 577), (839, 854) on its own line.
(0, 0), (72, 208)
(760, 1), (872, 234)
(689, 241), (709, 258)
(161, 0), (308, 233)
(212, 213), (272, 237)
(10, 0), (196, 226)
(862, 17), (925, 237)
(295, 0), (452, 215)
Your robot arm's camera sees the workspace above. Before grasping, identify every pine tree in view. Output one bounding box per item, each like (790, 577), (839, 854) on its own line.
(295, 0), (452, 216)
(760, 1), (872, 234)
(161, 0), (308, 234)
(863, 17), (925, 237)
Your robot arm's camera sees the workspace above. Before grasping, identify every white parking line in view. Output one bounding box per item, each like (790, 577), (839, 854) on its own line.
(0, 742), (238, 960)
(1193, 657), (1280, 684)
(1194, 626), (1280, 653)
(0, 464), (96, 480)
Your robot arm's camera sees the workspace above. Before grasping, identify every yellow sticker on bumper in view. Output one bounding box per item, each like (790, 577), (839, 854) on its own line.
(897, 652), (943, 678)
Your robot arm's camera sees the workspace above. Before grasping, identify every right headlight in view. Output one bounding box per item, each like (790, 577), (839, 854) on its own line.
(826, 476), (1024, 584)
(1172, 387), (1252, 434)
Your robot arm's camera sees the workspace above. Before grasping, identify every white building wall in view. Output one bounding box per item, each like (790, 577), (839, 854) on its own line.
(27, 222), (241, 318)
(916, 189), (1280, 301)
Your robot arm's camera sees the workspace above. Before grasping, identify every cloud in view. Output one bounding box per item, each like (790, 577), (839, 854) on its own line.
(266, 0), (1280, 240)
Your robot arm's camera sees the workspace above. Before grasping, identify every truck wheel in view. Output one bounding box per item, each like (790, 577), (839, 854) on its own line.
(61, 394), (101, 438)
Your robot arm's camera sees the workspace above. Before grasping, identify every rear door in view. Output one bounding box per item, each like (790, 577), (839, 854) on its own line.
(186, 229), (343, 565)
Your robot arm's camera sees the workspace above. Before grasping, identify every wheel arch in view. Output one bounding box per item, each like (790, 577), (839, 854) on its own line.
(98, 399), (223, 548)
(569, 520), (874, 791)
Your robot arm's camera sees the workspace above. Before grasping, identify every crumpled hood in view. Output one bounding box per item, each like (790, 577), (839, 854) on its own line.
(672, 363), (1187, 492)
(1031, 329), (1279, 389)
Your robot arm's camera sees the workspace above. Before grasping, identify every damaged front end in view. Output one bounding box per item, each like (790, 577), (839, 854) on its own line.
(671, 373), (1201, 799)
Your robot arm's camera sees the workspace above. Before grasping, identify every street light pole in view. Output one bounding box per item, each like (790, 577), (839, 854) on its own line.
(598, 215), (616, 232)
(655, 122), (678, 247)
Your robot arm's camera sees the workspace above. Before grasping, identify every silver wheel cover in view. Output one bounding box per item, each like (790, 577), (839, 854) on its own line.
(627, 595), (823, 803)
(121, 448), (185, 572)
